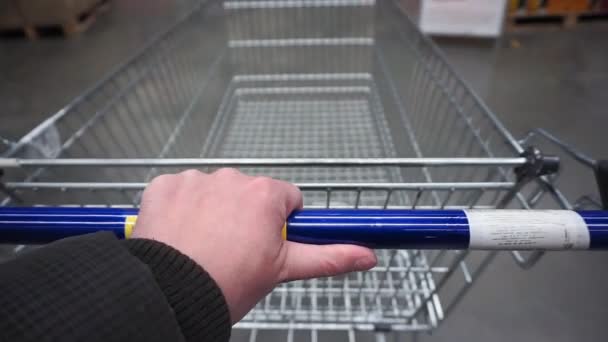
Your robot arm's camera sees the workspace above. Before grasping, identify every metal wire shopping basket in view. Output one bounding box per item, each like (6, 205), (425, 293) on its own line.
(1, 1), (607, 341)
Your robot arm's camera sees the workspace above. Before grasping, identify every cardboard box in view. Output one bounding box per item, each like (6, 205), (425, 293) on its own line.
(0, 1), (25, 29)
(17, 0), (101, 26)
(546, 0), (590, 13)
(0, 0), (101, 29)
(413, 0), (508, 37)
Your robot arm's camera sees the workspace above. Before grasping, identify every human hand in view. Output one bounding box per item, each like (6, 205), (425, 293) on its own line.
(132, 169), (377, 322)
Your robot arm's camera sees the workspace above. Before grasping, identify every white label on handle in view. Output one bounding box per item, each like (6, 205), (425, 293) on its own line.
(464, 210), (590, 250)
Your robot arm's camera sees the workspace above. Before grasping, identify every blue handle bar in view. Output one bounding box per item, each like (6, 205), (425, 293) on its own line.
(1, 207), (607, 250)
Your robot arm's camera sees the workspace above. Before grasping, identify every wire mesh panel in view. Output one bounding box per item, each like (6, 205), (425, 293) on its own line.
(0, 1), (572, 341)
(199, 74), (406, 207)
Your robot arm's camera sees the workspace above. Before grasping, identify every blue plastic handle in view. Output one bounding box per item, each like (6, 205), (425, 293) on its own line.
(1, 207), (607, 250)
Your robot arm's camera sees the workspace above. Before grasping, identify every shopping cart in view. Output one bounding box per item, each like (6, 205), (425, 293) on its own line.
(1, 1), (607, 341)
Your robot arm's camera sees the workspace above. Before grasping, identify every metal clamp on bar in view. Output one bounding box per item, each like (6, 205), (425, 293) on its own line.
(514, 146), (560, 184)
(373, 323), (392, 333)
(498, 146), (560, 208)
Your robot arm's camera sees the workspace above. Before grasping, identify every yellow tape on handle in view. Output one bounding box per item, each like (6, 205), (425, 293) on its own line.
(124, 215), (138, 239)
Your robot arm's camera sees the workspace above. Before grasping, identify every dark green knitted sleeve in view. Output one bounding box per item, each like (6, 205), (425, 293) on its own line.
(0, 232), (231, 342)
(125, 238), (231, 341)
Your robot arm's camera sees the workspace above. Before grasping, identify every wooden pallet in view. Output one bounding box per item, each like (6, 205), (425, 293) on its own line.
(0, 0), (110, 40)
(507, 10), (608, 30)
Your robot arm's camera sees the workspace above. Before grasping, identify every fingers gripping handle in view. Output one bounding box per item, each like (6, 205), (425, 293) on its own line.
(1, 207), (608, 250)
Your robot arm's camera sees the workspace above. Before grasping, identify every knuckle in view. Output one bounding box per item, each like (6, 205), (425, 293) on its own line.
(252, 176), (274, 187)
(249, 176), (275, 195)
(318, 258), (342, 277)
(213, 167), (241, 178)
(318, 246), (355, 277)
(143, 174), (179, 202)
(179, 169), (204, 179)
(148, 174), (177, 189)
(290, 183), (303, 195)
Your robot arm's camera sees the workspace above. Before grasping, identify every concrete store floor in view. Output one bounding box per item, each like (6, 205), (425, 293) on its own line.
(1, 1), (607, 341)
(426, 25), (608, 342)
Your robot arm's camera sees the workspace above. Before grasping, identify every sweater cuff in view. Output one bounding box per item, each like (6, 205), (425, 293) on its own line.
(124, 239), (231, 342)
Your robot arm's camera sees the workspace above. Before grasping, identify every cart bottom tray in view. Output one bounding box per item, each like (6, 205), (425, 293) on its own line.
(201, 74), (408, 208)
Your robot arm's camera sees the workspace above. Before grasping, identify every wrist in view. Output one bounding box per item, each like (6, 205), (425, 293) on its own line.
(125, 238), (231, 341)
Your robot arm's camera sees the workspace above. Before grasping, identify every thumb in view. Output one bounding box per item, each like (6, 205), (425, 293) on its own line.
(280, 242), (377, 282)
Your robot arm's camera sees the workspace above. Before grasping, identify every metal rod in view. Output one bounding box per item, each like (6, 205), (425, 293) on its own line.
(233, 73), (372, 82)
(224, 0), (376, 10)
(228, 38), (374, 48)
(234, 86), (371, 95)
(2, 182), (515, 190)
(233, 321), (430, 332)
(0, 157), (527, 168)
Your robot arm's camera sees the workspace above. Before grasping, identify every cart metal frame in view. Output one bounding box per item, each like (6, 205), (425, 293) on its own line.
(1, 1), (601, 341)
